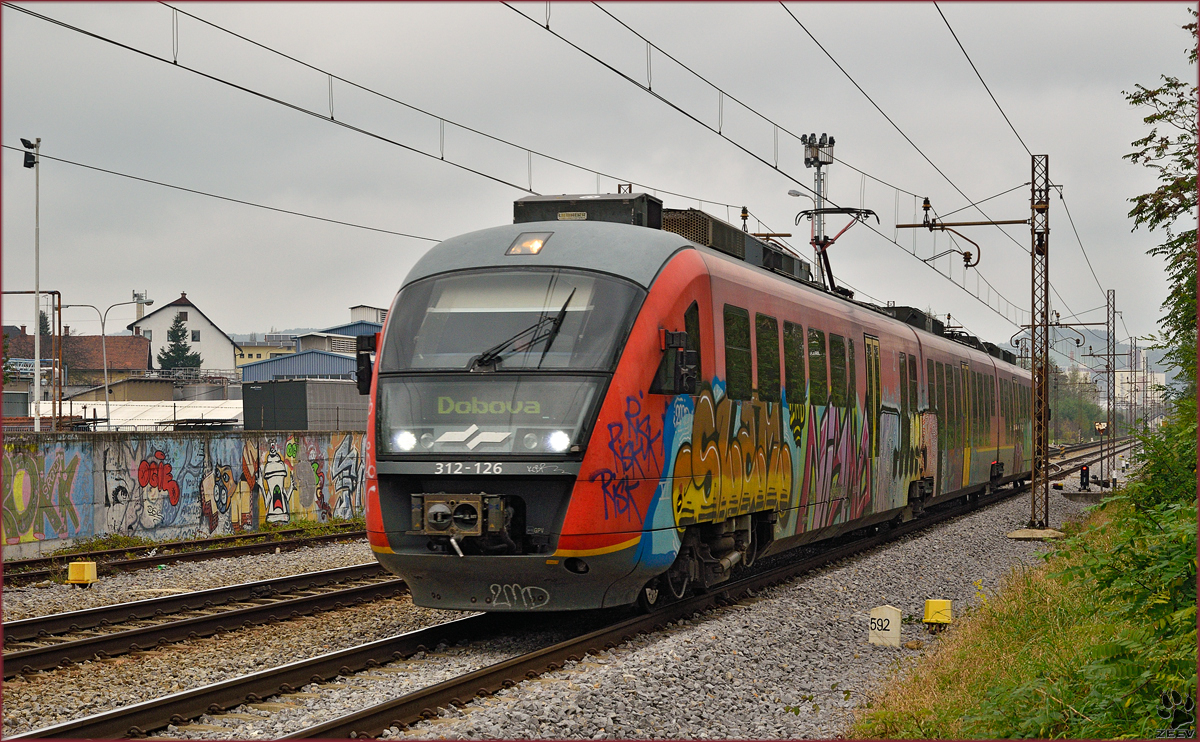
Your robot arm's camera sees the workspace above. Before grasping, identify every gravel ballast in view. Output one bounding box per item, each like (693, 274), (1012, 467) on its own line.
(384, 488), (1096, 740)
(2, 540), (375, 622)
(3, 479), (1107, 739)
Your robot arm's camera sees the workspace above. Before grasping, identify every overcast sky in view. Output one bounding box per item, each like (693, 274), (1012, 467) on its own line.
(3, 2), (1194, 367)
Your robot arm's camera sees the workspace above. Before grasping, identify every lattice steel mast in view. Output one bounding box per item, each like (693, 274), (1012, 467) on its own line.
(1028, 155), (1051, 529)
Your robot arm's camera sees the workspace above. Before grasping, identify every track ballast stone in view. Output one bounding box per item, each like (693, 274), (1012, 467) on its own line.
(384, 489), (1093, 740)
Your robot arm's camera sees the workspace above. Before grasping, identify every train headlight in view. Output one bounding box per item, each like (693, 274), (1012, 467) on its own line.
(547, 430), (571, 453)
(394, 430), (417, 452)
(420, 433), (435, 449)
(523, 433), (539, 450)
(426, 502), (452, 531)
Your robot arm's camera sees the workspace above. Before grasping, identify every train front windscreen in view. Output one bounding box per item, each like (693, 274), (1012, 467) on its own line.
(376, 268), (643, 457)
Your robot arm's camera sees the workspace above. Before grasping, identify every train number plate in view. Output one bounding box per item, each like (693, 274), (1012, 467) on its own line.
(375, 461), (582, 476)
(434, 461), (503, 474)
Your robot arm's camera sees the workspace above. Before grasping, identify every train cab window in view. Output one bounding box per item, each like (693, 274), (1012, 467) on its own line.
(829, 334), (847, 408)
(784, 321), (806, 409)
(685, 302), (702, 376)
(847, 339), (857, 409)
(899, 352), (909, 420)
(651, 301), (702, 395)
(808, 328), (828, 407)
(724, 305), (752, 401)
(756, 314), (781, 401)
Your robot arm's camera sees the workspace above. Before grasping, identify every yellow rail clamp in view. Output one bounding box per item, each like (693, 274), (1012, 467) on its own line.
(923, 599), (952, 625)
(66, 561), (98, 586)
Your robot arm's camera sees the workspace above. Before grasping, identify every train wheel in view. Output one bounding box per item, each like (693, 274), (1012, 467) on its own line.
(665, 565), (691, 600)
(741, 526), (757, 569)
(637, 578), (663, 613)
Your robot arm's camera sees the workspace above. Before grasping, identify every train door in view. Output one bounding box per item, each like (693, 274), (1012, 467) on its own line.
(960, 361), (972, 482)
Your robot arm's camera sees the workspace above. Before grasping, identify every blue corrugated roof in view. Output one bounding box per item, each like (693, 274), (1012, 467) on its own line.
(319, 320), (382, 337)
(240, 349), (357, 382)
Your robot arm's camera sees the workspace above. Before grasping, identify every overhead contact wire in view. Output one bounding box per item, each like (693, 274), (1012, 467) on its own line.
(2, 144), (441, 242)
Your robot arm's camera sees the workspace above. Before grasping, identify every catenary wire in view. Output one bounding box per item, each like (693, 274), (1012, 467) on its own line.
(933, 2), (1033, 158)
(938, 182), (1030, 219)
(160, 2), (753, 214)
(2, 145), (441, 242)
(507, 2), (1029, 329)
(2, 1), (538, 196)
(590, 2), (922, 199)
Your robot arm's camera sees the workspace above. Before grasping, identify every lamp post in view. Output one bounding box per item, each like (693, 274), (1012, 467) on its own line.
(22, 137), (41, 429)
(65, 299), (153, 430)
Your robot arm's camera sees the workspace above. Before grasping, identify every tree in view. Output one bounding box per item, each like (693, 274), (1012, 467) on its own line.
(38, 309), (51, 337)
(156, 312), (202, 369)
(1124, 9), (1197, 395)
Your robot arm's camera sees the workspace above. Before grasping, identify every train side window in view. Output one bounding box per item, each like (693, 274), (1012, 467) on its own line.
(808, 328), (828, 407)
(958, 366), (968, 447)
(784, 321), (806, 409)
(927, 359), (936, 415)
(908, 355), (919, 413)
(898, 351), (909, 417)
(946, 365), (956, 447)
(724, 305), (752, 401)
(847, 338), (857, 409)
(756, 314), (781, 401)
(936, 362), (946, 449)
(968, 370), (977, 445)
(829, 334), (847, 408)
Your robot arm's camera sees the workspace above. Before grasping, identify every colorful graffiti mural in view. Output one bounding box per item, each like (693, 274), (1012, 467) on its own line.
(2, 431), (368, 550)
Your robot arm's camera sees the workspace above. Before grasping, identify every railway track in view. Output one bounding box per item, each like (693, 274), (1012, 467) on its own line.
(12, 442), (1131, 740)
(3, 527), (368, 585)
(2, 564), (400, 678)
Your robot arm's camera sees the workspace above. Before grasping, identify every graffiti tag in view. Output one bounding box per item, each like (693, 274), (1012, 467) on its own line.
(138, 450), (181, 507)
(488, 583), (550, 609)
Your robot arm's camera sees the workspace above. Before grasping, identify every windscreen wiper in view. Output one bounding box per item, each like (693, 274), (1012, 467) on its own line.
(537, 288), (576, 368)
(471, 288), (576, 369)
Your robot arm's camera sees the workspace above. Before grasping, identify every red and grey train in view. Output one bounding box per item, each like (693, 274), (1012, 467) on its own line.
(361, 193), (1032, 612)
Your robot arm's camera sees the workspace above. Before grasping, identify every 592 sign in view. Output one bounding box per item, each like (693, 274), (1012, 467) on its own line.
(869, 616), (891, 632)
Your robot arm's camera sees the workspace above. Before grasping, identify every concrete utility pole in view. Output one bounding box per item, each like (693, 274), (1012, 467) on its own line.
(1106, 290), (1116, 482)
(1028, 154), (1051, 529)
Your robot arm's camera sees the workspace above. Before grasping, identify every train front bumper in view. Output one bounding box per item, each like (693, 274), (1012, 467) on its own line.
(373, 548), (648, 611)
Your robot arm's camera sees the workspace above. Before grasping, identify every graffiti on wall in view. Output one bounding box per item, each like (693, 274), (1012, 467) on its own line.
(3, 443), (89, 545)
(2, 432), (368, 547)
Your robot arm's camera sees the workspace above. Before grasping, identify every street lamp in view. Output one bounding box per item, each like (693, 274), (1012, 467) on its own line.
(64, 299), (154, 430)
(22, 137), (41, 429)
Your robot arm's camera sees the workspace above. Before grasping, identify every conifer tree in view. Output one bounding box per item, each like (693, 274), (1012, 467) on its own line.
(156, 312), (202, 369)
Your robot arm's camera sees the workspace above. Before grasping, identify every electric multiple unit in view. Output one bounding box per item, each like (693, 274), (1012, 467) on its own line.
(362, 193), (1032, 612)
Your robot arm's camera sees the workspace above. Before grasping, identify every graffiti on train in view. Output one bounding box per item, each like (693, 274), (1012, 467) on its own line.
(671, 385), (792, 527)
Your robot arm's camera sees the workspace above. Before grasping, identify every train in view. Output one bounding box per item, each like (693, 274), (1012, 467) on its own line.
(360, 192), (1032, 612)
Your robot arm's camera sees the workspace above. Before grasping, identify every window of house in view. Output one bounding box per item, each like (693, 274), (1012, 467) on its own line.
(179, 311), (188, 321)
(192, 330), (201, 342)
(256, 353), (262, 358)
(144, 329), (152, 343)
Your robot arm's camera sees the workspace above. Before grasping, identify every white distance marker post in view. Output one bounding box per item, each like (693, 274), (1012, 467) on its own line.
(869, 605), (902, 647)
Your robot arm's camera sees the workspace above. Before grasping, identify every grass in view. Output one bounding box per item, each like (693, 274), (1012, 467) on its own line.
(851, 504), (1127, 739)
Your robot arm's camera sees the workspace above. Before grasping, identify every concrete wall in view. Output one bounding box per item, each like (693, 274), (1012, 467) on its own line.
(2, 430), (367, 559)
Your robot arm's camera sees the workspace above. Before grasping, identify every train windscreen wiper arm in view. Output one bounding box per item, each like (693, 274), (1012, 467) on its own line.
(536, 288), (576, 368)
(471, 288), (575, 370)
